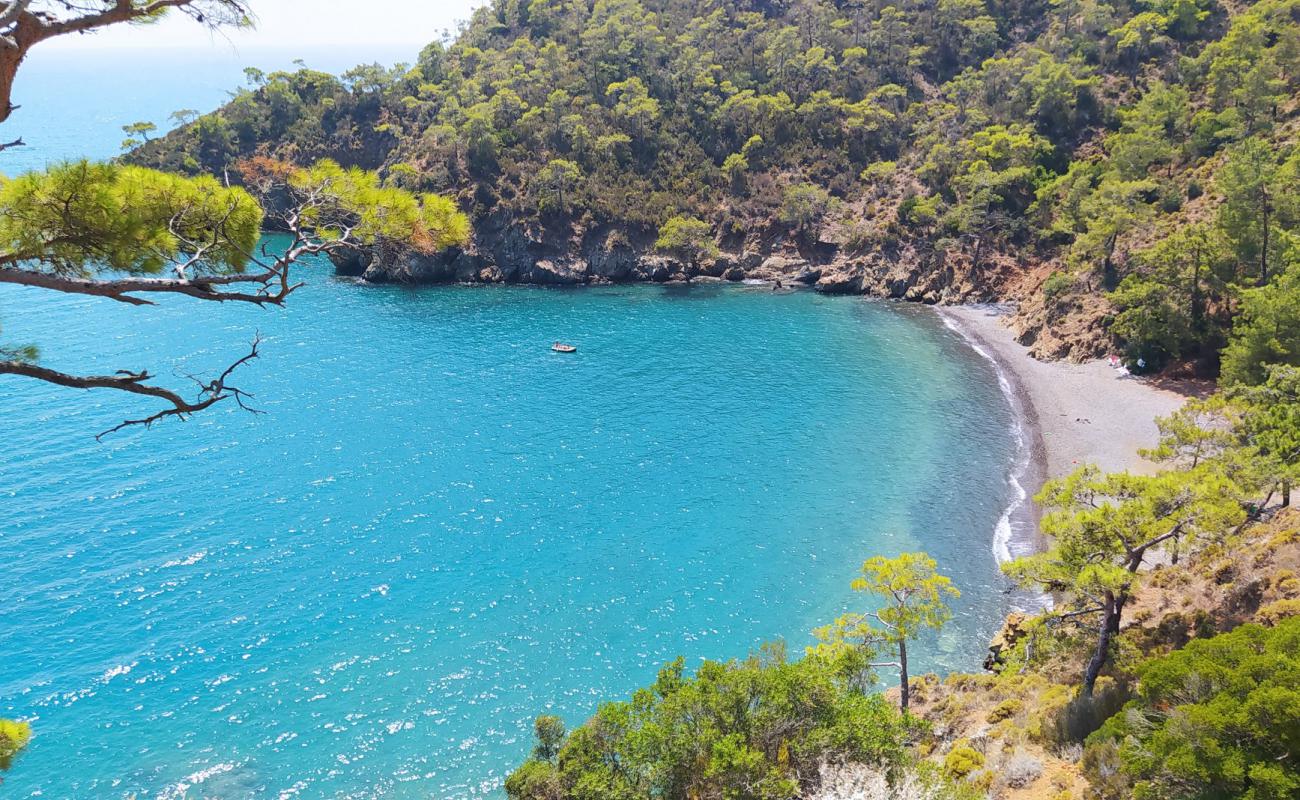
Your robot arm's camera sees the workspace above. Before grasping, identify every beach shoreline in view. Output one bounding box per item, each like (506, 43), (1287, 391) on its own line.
(937, 306), (1049, 566)
(938, 304), (1190, 520)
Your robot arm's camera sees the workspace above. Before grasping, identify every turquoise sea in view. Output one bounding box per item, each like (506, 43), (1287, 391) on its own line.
(1, 49), (1022, 798)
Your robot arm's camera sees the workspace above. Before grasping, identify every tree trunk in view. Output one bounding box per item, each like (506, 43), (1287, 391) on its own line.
(1260, 194), (1271, 285)
(898, 639), (910, 710)
(1083, 592), (1120, 697)
(1190, 244), (1203, 332)
(0, 40), (24, 124)
(1102, 233), (1118, 289)
(1284, 480), (1291, 508)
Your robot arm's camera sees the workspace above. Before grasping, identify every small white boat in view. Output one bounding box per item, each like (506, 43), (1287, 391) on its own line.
(551, 342), (577, 353)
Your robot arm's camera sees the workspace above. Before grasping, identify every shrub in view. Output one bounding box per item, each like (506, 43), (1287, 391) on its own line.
(723, 152), (749, 193)
(654, 215), (717, 265)
(780, 183), (834, 234)
(1088, 618), (1300, 800)
(1257, 598), (1300, 626)
(1002, 751), (1044, 789)
(859, 160), (897, 184)
(1041, 270), (1073, 302)
(987, 698), (1023, 723)
(1080, 740), (1129, 800)
(943, 741), (985, 779)
(899, 193), (940, 226)
(504, 759), (563, 800)
(1040, 678), (1129, 746)
(0, 719), (31, 771)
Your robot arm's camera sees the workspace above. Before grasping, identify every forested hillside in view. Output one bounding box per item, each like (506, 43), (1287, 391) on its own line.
(135, 0), (1300, 377)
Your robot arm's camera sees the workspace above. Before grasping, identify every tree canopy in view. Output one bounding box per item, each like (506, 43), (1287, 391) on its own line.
(505, 644), (922, 800)
(812, 552), (960, 709)
(1088, 617), (1300, 800)
(0, 157), (469, 435)
(1005, 466), (1245, 694)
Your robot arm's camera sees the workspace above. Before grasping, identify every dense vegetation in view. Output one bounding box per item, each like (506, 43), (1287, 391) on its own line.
(1086, 617), (1300, 800)
(504, 555), (980, 800)
(137, 0), (1300, 376)
(505, 646), (924, 800)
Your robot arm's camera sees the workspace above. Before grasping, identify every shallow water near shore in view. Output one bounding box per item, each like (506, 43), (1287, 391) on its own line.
(0, 273), (1021, 798)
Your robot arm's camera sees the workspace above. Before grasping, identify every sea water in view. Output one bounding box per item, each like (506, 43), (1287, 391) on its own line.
(0, 50), (1022, 799)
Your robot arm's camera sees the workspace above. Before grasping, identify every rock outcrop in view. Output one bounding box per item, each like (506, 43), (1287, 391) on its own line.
(983, 611), (1031, 673)
(333, 217), (1007, 306)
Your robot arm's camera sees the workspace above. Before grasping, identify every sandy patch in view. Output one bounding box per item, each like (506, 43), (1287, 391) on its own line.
(939, 304), (1188, 480)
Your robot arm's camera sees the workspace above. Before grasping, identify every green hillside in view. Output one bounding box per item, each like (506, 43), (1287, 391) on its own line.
(134, 0), (1300, 376)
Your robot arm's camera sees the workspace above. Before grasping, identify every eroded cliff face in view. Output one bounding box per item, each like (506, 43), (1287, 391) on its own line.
(331, 212), (1018, 307)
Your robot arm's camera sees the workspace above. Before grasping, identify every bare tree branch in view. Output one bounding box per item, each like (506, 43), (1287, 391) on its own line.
(1, 1), (252, 125)
(0, 1), (32, 38)
(0, 152), (451, 435)
(0, 334), (264, 439)
(0, 264), (296, 305)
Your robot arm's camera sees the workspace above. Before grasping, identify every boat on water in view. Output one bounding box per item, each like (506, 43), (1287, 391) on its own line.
(552, 342), (577, 353)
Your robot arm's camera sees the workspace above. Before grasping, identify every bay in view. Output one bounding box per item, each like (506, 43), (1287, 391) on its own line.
(0, 47), (1021, 799)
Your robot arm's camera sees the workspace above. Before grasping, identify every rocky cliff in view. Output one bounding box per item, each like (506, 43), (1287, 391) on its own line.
(329, 211), (1010, 306)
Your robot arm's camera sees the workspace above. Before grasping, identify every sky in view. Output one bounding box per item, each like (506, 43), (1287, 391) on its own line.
(41, 0), (486, 52)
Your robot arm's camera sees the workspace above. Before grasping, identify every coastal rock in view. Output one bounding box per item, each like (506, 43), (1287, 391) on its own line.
(585, 231), (640, 281)
(480, 223), (547, 282)
(362, 247), (458, 283)
(522, 259), (587, 284)
(815, 266), (864, 294)
(696, 254), (731, 278)
(452, 251), (485, 282)
(330, 214), (1004, 308)
(638, 255), (679, 282)
(984, 611), (1030, 673)
(755, 254), (810, 280)
(329, 247), (370, 277)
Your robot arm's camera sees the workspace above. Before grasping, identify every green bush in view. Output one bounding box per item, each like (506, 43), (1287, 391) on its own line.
(1086, 618), (1300, 800)
(986, 697), (1023, 723)
(1041, 271), (1074, 302)
(779, 183), (834, 234)
(654, 215), (717, 264)
(943, 741), (985, 779)
(505, 645), (919, 800)
(0, 719), (31, 771)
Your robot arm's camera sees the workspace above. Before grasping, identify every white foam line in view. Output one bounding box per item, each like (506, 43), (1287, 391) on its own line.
(937, 312), (1031, 565)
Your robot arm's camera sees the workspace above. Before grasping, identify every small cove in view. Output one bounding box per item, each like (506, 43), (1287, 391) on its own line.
(1, 277), (1021, 798)
(2, 47), (1025, 799)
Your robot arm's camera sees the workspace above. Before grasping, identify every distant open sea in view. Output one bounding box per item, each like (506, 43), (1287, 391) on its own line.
(1, 47), (1023, 798)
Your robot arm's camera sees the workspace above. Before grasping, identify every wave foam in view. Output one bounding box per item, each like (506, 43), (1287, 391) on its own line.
(938, 312), (1031, 565)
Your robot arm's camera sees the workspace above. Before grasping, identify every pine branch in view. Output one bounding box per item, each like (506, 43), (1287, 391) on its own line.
(0, 334), (264, 440)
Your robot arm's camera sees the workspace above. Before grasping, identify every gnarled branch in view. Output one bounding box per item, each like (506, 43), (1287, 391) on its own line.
(1, 1), (251, 125)
(0, 334), (264, 439)
(0, 264), (295, 305)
